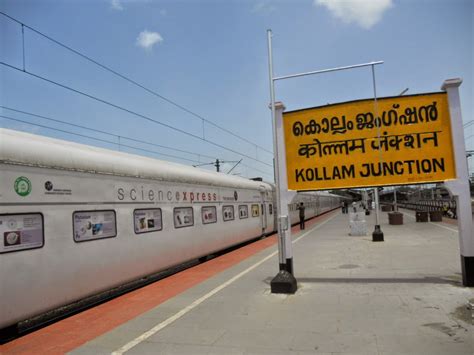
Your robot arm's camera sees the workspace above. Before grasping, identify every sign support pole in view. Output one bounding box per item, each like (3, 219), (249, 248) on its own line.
(442, 78), (474, 286)
(371, 64), (384, 242)
(266, 28), (383, 293)
(275, 103), (296, 272)
(267, 29), (297, 293)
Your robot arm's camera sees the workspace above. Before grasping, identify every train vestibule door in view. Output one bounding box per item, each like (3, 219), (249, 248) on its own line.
(260, 191), (267, 233)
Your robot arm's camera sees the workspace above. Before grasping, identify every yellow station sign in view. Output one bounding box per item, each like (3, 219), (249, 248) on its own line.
(283, 92), (456, 191)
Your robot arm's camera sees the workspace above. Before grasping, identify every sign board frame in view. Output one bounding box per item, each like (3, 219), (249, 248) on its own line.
(272, 80), (474, 287)
(283, 92), (456, 191)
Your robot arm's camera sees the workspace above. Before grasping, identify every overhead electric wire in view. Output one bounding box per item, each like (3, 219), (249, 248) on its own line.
(0, 61), (273, 169)
(0, 110), (273, 178)
(0, 114), (201, 164)
(0, 11), (273, 156)
(463, 120), (474, 128)
(0, 106), (217, 161)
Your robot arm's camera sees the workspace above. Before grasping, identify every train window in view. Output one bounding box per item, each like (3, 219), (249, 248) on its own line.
(251, 204), (259, 217)
(269, 204), (273, 215)
(238, 205), (249, 219)
(174, 207), (194, 228)
(134, 209), (163, 234)
(73, 210), (117, 242)
(223, 205), (235, 221)
(202, 206), (217, 224)
(0, 213), (44, 253)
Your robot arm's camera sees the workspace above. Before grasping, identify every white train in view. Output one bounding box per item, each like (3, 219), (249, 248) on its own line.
(0, 128), (343, 337)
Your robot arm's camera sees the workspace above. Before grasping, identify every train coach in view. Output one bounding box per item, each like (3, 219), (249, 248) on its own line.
(0, 128), (343, 338)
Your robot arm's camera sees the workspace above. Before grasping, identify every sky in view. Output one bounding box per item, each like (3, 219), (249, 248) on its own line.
(0, 0), (473, 181)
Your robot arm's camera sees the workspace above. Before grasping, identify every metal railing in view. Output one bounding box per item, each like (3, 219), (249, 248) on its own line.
(397, 199), (458, 219)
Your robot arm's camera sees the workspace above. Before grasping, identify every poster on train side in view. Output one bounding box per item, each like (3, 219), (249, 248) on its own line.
(134, 208), (163, 234)
(0, 213), (44, 253)
(283, 92), (456, 191)
(73, 210), (117, 242)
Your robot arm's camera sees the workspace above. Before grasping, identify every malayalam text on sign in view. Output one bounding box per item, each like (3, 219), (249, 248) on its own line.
(283, 92), (455, 191)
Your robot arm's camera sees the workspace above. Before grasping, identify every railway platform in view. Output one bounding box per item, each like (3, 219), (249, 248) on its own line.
(2, 209), (473, 355)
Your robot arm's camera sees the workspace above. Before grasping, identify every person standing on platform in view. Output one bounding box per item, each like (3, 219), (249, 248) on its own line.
(298, 202), (305, 230)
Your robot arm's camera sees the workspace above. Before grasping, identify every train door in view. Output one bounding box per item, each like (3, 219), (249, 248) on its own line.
(260, 191), (267, 233)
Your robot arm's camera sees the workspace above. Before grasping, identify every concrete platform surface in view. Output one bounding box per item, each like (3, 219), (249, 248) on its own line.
(72, 209), (474, 355)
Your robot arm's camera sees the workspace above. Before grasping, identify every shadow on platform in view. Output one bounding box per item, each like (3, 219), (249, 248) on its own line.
(295, 276), (461, 285)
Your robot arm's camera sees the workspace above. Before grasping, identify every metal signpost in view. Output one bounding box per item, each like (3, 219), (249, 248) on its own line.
(267, 30), (473, 291)
(267, 29), (384, 293)
(371, 65), (383, 241)
(267, 30), (296, 293)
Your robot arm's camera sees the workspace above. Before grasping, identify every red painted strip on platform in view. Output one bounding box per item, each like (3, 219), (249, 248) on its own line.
(0, 210), (338, 355)
(441, 217), (458, 226)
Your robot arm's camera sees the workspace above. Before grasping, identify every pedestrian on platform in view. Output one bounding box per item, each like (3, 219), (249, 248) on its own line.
(343, 201), (348, 214)
(298, 202), (305, 230)
(442, 204), (448, 216)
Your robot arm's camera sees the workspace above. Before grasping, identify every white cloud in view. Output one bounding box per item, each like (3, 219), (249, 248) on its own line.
(136, 30), (163, 51)
(110, 0), (124, 11)
(315, 0), (393, 29)
(110, 0), (154, 11)
(251, 1), (276, 14)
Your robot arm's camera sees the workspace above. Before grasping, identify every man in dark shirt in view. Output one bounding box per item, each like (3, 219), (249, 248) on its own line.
(298, 202), (305, 230)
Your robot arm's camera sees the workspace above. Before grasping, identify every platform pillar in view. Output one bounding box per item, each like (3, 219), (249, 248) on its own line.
(442, 78), (474, 287)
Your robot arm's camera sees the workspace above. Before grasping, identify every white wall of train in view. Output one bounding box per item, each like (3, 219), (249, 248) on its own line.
(0, 128), (343, 331)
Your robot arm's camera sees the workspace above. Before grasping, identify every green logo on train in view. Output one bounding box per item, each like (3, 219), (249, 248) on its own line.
(14, 176), (32, 197)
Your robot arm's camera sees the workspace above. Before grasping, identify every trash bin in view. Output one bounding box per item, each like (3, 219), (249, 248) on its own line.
(388, 211), (403, 225)
(415, 211), (429, 222)
(429, 211), (443, 222)
(365, 209), (371, 216)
